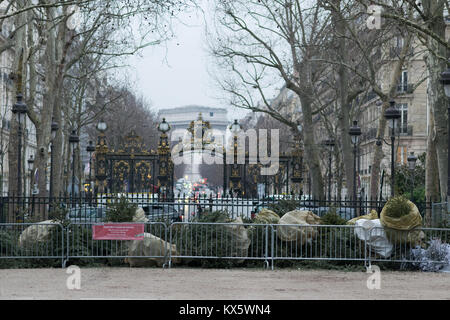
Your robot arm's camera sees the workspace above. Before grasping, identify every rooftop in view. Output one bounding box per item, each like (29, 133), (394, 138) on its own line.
(158, 105), (228, 116)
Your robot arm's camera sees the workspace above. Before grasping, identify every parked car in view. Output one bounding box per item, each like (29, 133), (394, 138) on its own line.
(142, 204), (183, 223)
(250, 201), (271, 218)
(66, 206), (106, 223)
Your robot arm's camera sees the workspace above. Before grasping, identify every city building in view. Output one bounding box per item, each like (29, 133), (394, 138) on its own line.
(158, 105), (229, 139)
(0, 3), (38, 195)
(267, 36), (430, 199)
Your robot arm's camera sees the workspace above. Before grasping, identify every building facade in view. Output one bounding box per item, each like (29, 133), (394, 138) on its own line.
(267, 35), (430, 199)
(0, 3), (38, 195)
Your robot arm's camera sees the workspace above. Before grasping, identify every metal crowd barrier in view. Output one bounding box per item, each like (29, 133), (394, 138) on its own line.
(64, 222), (168, 267)
(367, 227), (450, 268)
(0, 222), (65, 267)
(430, 202), (449, 227)
(168, 222), (273, 268)
(1, 221), (450, 270)
(271, 224), (368, 267)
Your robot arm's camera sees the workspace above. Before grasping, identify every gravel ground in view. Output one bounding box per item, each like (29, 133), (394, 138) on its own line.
(0, 267), (449, 300)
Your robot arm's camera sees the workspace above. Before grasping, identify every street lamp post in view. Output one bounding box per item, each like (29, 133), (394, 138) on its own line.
(0, 150), (3, 195)
(95, 119), (108, 195)
(407, 152), (417, 201)
(27, 155), (34, 197)
(323, 139), (335, 201)
(229, 119), (242, 197)
(12, 94), (28, 197)
(349, 121), (361, 211)
(157, 118), (171, 198)
(27, 154), (35, 218)
(384, 100), (401, 198)
(440, 66), (450, 205)
(86, 140), (95, 203)
(297, 123), (303, 196)
(49, 118), (59, 207)
(290, 122), (303, 196)
(69, 129), (79, 204)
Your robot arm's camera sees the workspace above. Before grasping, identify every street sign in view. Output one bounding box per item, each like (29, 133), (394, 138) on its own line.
(92, 223), (144, 241)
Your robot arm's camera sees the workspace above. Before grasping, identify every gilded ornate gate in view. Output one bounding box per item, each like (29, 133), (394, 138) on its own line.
(175, 113), (304, 198)
(223, 151), (302, 198)
(94, 130), (174, 195)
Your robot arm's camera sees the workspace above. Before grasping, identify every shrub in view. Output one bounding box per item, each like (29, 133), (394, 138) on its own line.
(321, 208), (347, 225)
(0, 223), (65, 268)
(105, 196), (137, 222)
(48, 203), (70, 226)
(172, 210), (250, 268)
(410, 239), (450, 272)
(267, 200), (299, 217)
(383, 196), (412, 218)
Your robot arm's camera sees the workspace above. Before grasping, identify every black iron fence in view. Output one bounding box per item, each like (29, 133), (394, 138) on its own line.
(0, 193), (436, 225)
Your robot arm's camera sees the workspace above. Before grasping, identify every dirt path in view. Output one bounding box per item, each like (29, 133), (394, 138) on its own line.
(0, 267), (449, 300)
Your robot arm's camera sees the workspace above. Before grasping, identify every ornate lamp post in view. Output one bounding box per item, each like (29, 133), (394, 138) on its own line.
(323, 138), (335, 201)
(292, 123), (304, 196)
(407, 152), (417, 201)
(291, 123), (303, 191)
(86, 141), (95, 187)
(12, 94), (28, 197)
(49, 118), (59, 206)
(69, 129), (79, 202)
(95, 119), (108, 195)
(440, 66), (450, 205)
(229, 119), (242, 197)
(384, 100), (401, 198)
(349, 121), (361, 205)
(97, 119), (107, 133)
(157, 118), (171, 198)
(86, 140), (95, 204)
(27, 154), (35, 218)
(27, 154), (34, 197)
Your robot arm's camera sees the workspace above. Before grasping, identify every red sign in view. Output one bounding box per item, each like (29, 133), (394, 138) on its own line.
(92, 224), (145, 240)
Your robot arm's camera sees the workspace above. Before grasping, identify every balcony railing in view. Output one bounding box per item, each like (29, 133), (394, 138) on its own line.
(397, 83), (414, 94)
(390, 125), (413, 136)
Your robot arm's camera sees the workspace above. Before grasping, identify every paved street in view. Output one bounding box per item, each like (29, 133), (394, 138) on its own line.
(0, 268), (449, 300)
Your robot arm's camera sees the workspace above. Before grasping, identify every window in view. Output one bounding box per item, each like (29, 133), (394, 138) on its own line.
(397, 103), (408, 134)
(396, 36), (404, 49)
(397, 146), (408, 164)
(397, 70), (408, 92)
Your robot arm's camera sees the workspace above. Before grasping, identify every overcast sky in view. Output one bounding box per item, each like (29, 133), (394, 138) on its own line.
(126, 4), (249, 122)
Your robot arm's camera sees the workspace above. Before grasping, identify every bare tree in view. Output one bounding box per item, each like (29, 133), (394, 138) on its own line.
(2, 0), (193, 221)
(355, 0), (449, 204)
(210, 0), (333, 199)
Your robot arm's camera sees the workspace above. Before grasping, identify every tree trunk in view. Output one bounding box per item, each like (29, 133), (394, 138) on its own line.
(425, 107), (440, 225)
(426, 39), (447, 201)
(299, 93), (325, 199)
(369, 34), (412, 201)
(7, 2), (27, 222)
(330, 0), (356, 201)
